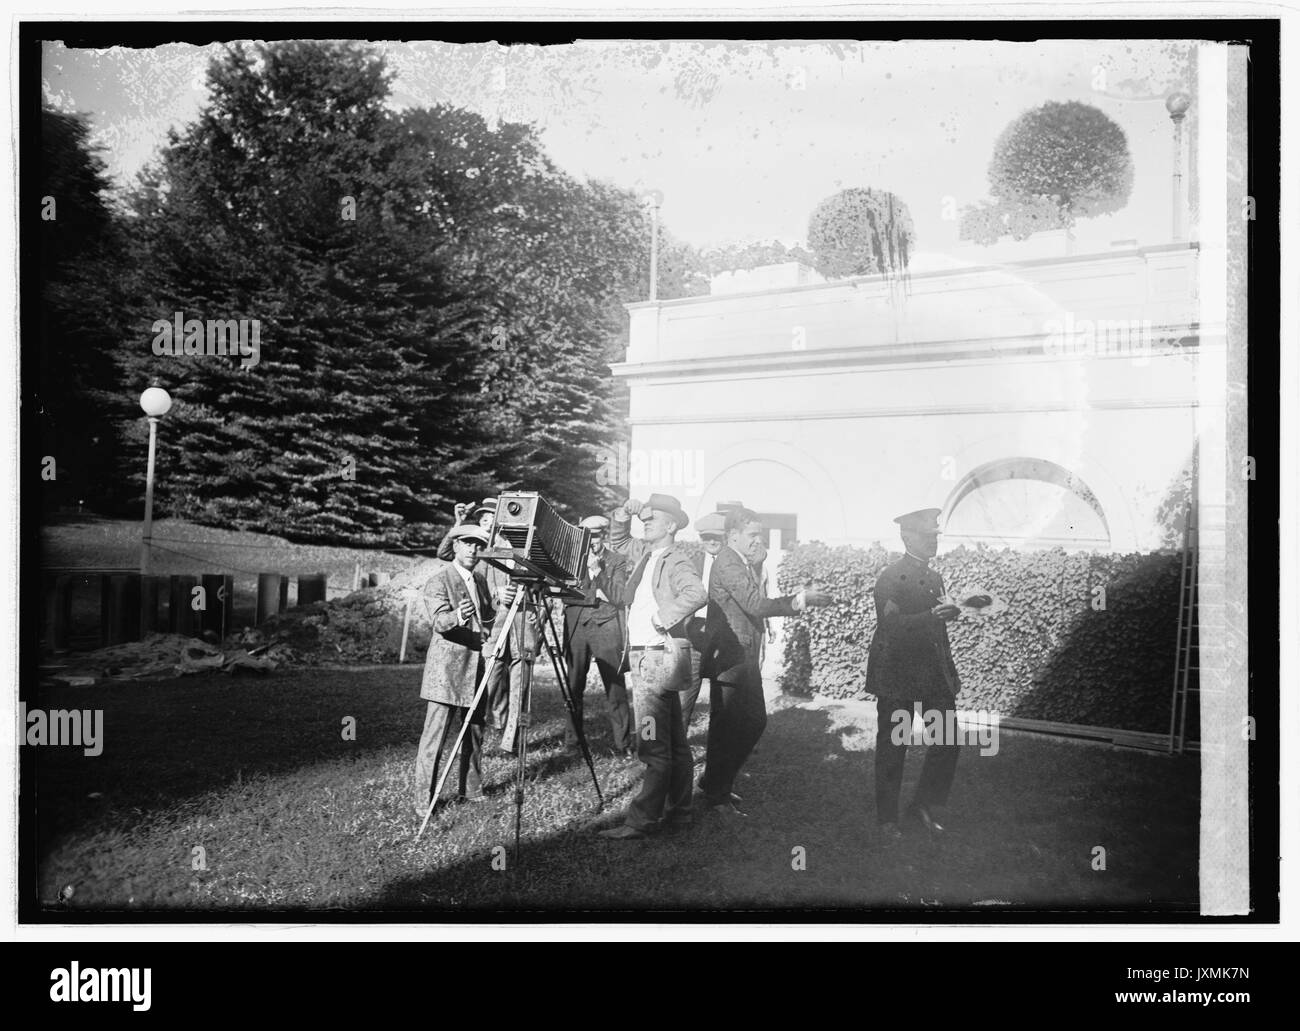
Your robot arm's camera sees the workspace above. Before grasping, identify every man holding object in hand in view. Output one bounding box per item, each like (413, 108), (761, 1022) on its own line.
(698, 506), (834, 816)
(865, 507), (963, 840)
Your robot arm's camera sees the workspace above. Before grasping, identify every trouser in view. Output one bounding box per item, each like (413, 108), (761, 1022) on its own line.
(565, 625), (633, 751)
(482, 631), (513, 730)
(698, 662), (767, 804)
(874, 695), (960, 825)
(413, 699), (486, 808)
(681, 645), (705, 730)
(499, 658), (528, 753)
(624, 650), (693, 831)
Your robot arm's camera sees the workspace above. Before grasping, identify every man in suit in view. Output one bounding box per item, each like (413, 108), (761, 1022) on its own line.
(598, 493), (708, 840)
(682, 511), (726, 733)
(413, 523), (516, 814)
(865, 507), (963, 840)
(437, 497), (534, 754)
(698, 507), (832, 816)
(563, 515), (632, 757)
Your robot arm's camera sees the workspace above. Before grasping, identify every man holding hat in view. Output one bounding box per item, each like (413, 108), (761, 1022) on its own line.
(562, 515), (633, 757)
(414, 523), (516, 814)
(682, 510), (727, 731)
(599, 493), (708, 839)
(865, 507), (963, 839)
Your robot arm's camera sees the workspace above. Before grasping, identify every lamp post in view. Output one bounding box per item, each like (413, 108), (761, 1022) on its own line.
(139, 383), (172, 574)
(643, 189), (664, 301)
(1166, 91), (1193, 242)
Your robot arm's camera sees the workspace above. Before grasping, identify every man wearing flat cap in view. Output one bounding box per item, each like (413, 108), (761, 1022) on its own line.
(599, 493), (708, 839)
(438, 497), (534, 754)
(865, 507), (964, 839)
(414, 523), (517, 814)
(563, 515), (633, 757)
(682, 510), (727, 731)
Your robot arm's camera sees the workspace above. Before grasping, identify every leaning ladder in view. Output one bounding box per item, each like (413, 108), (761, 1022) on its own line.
(1169, 501), (1199, 754)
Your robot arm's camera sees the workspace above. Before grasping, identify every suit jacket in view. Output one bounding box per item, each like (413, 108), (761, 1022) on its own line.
(420, 562), (496, 706)
(436, 523), (534, 655)
(564, 546), (627, 651)
(864, 554), (960, 703)
(701, 545), (798, 678)
(608, 514), (707, 664)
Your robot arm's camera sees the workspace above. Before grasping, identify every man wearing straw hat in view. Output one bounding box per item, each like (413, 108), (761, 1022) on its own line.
(413, 523), (516, 813)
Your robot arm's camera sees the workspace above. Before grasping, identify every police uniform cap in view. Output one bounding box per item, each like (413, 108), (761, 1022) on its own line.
(580, 515), (610, 532)
(893, 508), (942, 532)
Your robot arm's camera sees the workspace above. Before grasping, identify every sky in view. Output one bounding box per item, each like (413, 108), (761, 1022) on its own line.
(42, 36), (1200, 263)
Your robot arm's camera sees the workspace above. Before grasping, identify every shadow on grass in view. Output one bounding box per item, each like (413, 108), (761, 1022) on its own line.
(30, 669), (1201, 917)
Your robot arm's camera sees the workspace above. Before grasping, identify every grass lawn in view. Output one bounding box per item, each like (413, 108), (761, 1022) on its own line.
(39, 516), (422, 642)
(29, 667), (1200, 916)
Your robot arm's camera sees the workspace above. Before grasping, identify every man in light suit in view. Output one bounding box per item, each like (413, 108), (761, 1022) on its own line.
(598, 493), (707, 840)
(563, 515), (633, 757)
(413, 523), (516, 814)
(698, 507), (832, 816)
(437, 497), (534, 754)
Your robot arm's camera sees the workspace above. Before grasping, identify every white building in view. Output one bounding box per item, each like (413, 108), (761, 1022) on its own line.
(612, 243), (1211, 556)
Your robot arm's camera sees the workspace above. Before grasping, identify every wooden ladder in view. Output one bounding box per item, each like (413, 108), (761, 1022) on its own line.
(1169, 500), (1199, 753)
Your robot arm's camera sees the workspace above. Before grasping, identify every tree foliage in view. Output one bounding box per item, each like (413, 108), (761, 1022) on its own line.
(93, 41), (667, 543)
(806, 187), (915, 280)
(961, 100), (1134, 245)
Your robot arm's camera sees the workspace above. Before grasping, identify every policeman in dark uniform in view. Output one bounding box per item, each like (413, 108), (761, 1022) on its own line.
(865, 508), (963, 840)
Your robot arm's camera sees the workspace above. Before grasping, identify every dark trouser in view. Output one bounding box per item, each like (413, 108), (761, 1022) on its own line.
(874, 695), (960, 825)
(698, 662), (767, 804)
(625, 650), (693, 830)
(565, 623), (633, 751)
(414, 699), (486, 808)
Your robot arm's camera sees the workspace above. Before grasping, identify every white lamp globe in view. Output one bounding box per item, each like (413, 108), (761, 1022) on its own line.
(140, 386), (172, 418)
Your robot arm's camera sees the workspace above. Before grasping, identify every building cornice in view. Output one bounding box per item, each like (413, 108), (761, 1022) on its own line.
(624, 241), (1202, 313)
(611, 325), (1208, 380)
(625, 395), (1214, 426)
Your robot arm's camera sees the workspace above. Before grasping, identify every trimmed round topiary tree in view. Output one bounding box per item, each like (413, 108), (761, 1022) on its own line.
(806, 187), (915, 280)
(988, 100), (1134, 227)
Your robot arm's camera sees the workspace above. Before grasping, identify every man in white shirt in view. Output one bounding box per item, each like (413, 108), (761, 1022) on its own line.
(599, 493), (707, 840)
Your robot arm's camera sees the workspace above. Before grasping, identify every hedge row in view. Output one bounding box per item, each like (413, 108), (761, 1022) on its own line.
(776, 543), (1188, 734)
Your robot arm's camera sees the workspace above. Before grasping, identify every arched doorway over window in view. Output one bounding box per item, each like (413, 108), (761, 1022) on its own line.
(942, 457), (1111, 551)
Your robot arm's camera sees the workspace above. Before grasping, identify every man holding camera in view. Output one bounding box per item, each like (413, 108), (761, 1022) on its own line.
(598, 493), (707, 840)
(563, 515), (633, 757)
(698, 507), (833, 816)
(866, 507), (963, 840)
(414, 523), (516, 814)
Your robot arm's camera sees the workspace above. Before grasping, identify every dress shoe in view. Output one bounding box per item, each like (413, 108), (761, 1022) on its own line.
(909, 805), (945, 834)
(598, 824), (647, 840)
(457, 793), (490, 804)
(709, 800), (747, 819)
(878, 822), (903, 842)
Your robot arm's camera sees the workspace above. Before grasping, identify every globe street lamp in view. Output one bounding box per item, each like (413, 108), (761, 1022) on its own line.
(139, 383), (172, 574)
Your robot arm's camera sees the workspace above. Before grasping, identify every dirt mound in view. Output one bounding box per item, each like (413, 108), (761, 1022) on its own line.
(42, 632), (300, 684)
(255, 558), (447, 665)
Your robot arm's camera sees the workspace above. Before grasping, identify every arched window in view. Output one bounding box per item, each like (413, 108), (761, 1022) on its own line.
(942, 458), (1110, 550)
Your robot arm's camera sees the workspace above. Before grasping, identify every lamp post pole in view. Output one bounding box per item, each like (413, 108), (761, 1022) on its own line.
(139, 384), (172, 575)
(644, 190), (664, 301)
(1166, 92), (1192, 243)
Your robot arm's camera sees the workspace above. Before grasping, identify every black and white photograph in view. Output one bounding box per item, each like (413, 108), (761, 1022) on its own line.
(11, 11), (1283, 935)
